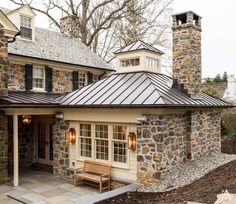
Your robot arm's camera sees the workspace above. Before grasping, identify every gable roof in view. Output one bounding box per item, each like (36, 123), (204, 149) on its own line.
(114, 40), (164, 55)
(0, 7), (12, 14)
(0, 10), (19, 38)
(59, 72), (232, 108)
(8, 27), (112, 70)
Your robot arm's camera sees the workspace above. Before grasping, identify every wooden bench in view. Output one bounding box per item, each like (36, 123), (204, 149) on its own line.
(74, 160), (111, 193)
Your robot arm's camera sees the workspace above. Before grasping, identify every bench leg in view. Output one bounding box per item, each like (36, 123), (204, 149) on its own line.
(99, 182), (102, 193)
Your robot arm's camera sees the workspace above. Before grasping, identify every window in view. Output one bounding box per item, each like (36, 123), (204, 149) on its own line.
(33, 67), (44, 89)
(147, 57), (159, 68)
(113, 125), (127, 163)
(80, 124), (92, 158)
(79, 73), (87, 88)
(120, 58), (140, 67)
(20, 16), (32, 40)
(95, 125), (109, 160)
(93, 74), (99, 82)
(78, 123), (129, 165)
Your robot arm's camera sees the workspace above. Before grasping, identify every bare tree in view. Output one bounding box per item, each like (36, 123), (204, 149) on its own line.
(9, 0), (173, 68)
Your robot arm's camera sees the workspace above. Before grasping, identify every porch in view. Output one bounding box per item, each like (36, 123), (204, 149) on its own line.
(0, 168), (99, 204)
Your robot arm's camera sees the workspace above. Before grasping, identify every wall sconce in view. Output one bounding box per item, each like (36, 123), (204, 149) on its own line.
(128, 132), (136, 151)
(69, 128), (76, 144)
(22, 115), (31, 125)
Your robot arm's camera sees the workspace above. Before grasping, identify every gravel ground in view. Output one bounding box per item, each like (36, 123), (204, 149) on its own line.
(137, 152), (236, 192)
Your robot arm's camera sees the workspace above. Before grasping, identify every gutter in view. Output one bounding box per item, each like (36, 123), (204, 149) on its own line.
(8, 31), (20, 43)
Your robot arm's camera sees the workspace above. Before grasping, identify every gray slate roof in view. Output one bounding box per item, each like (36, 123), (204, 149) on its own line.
(8, 27), (112, 70)
(114, 40), (164, 55)
(0, 7), (12, 14)
(59, 72), (232, 108)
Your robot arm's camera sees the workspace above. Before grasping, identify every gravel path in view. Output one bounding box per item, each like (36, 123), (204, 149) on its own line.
(137, 153), (236, 193)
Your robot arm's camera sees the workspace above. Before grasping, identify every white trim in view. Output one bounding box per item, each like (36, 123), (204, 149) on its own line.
(13, 114), (19, 187)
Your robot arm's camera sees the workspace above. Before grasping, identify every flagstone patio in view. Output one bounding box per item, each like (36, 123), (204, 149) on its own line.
(0, 169), (100, 204)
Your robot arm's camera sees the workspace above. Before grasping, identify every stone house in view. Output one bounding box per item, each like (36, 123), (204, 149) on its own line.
(0, 6), (232, 187)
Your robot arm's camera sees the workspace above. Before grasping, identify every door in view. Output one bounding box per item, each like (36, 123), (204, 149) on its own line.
(34, 116), (53, 166)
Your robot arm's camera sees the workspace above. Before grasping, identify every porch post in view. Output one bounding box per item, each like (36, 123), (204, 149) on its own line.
(13, 114), (19, 187)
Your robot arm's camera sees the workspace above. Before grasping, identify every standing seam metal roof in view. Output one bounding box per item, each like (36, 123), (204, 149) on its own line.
(59, 71), (232, 107)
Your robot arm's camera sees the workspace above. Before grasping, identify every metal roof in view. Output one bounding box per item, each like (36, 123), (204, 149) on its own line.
(59, 72), (232, 108)
(8, 27), (112, 70)
(0, 91), (62, 107)
(114, 40), (164, 55)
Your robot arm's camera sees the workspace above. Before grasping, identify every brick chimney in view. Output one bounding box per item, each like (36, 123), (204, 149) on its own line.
(172, 11), (202, 99)
(0, 24), (9, 97)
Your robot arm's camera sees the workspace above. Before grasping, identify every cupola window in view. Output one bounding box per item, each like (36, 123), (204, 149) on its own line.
(120, 58), (140, 67)
(147, 57), (159, 68)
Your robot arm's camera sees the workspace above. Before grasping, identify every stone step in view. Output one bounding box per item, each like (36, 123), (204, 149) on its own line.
(30, 163), (53, 173)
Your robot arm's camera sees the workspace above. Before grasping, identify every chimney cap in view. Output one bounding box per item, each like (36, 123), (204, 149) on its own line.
(172, 10), (202, 18)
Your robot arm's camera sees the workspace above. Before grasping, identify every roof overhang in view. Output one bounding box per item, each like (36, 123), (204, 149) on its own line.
(0, 10), (19, 38)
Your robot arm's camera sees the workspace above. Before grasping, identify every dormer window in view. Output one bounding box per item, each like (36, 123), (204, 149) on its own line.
(120, 58), (140, 67)
(20, 15), (32, 40)
(147, 57), (159, 68)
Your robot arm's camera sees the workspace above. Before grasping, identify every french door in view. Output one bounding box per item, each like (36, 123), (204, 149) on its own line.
(34, 116), (53, 165)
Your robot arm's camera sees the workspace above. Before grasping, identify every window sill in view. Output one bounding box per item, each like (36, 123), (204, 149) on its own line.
(32, 88), (47, 93)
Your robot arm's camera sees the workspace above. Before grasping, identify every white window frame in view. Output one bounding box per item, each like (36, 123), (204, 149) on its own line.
(78, 72), (87, 89)
(120, 57), (140, 68)
(20, 15), (32, 40)
(147, 57), (159, 68)
(77, 123), (130, 169)
(32, 66), (45, 91)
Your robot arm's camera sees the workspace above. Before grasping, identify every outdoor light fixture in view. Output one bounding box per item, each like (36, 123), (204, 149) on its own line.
(128, 132), (136, 151)
(21, 115), (31, 125)
(69, 128), (76, 144)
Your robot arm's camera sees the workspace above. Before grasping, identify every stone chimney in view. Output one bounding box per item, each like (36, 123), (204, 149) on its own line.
(60, 15), (81, 38)
(0, 24), (9, 97)
(172, 11), (202, 99)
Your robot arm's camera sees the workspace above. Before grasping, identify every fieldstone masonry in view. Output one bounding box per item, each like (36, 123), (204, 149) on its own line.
(60, 15), (81, 38)
(137, 110), (222, 183)
(53, 118), (69, 176)
(0, 111), (8, 183)
(0, 26), (8, 97)
(172, 11), (202, 99)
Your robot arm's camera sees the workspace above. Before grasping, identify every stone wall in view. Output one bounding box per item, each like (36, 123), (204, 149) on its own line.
(172, 12), (202, 99)
(137, 110), (222, 183)
(0, 111), (8, 183)
(8, 116), (34, 170)
(8, 63), (25, 91)
(137, 113), (187, 183)
(0, 31), (8, 96)
(53, 69), (73, 93)
(53, 118), (69, 176)
(186, 110), (221, 160)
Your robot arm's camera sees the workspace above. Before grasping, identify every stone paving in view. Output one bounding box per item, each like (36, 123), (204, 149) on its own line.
(0, 169), (100, 204)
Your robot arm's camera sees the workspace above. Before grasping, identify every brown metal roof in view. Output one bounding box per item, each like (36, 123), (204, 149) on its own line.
(59, 72), (232, 108)
(114, 40), (164, 55)
(0, 91), (62, 107)
(0, 72), (232, 108)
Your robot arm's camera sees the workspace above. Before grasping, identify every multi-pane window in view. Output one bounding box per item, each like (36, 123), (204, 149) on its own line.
(79, 73), (87, 88)
(33, 67), (44, 89)
(80, 124), (92, 157)
(147, 57), (159, 68)
(78, 124), (129, 165)
(95, 125), (109, 160)
(20, 16), (32, 40)
(113, 125), (127, 163)
(120, 58), (140, 67)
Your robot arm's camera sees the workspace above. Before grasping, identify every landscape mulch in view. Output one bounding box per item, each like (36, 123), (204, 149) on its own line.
(98, 136), (236, 204)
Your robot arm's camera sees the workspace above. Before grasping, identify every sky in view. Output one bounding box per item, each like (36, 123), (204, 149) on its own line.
(1, 0), (236, 78)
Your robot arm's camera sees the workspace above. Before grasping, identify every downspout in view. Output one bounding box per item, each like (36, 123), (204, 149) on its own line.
(7, 32), (20, 43)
